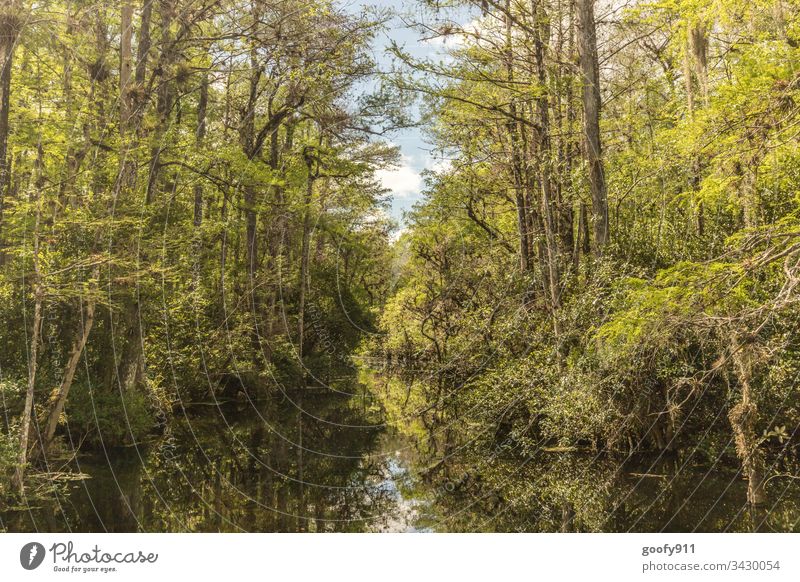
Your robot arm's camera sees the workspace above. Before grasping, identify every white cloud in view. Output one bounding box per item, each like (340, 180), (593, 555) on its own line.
(420, 18), (486, 50)
(421, 31), (465, 50)
(425, 156), (452, 175)
(376, 156), (423, 199)
(389, 226), (408, 242)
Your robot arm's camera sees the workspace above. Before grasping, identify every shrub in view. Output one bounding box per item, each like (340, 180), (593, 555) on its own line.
(63, 384), (154, 448)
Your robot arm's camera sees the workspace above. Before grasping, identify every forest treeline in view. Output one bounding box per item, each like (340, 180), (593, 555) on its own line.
(371, 0), (800, 512)
(0, 0), (399, 497)
(0, 0), (799, 518)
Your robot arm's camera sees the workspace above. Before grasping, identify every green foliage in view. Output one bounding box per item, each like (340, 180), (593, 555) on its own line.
(0, 0), (399, 500)
(0, 430), (18, 498)
(63, 385), (155, 448)
(370, 0), (800, 480)
(2, 0), (800, 522)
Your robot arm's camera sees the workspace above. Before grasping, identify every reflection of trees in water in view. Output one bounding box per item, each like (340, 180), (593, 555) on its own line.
(5, 388), (800, 533)
(3, 391), (400, 532)
(142, 395), (400, 532)
(414, 451), (800, 532)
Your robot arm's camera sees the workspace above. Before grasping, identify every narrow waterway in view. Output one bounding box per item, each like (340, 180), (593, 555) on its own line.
(2, 377), (798, 532)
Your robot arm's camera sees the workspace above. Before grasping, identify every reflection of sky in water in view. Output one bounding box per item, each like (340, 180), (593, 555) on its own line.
(2, 388), (798, 532)
(370, 454), (433, 532)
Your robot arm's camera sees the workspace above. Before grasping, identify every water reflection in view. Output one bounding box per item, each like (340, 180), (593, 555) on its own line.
(3, 388), (417, 532)
(411, 453), (800, 532)
(2, 383), (799, 532)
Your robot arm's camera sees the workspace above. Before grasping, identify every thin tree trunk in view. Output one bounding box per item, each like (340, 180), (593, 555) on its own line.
(12, 142), (44, 494)
(135, 0), (152, 87)
(120, 1), (134, 132)
(503, 6), (531, 274)
(194, 71), (208, 230)
(576, 0), (609, 254)
(0, 4), (20, 265)
(13, 285), (41, 494)
(239, 16), (263, 365)
(219, 190), (228, 302)
(58, 6), (85, 210)
(530, 4), (562, 318)
(117, 1), (146, 393)
(298, 161), (315, 363)
(145, 0), (176, 204)
(193, 70), (208, 291)
(575, 202), (590, 268)
(684, 22), (708, 238)
(128, 0), (152, 134)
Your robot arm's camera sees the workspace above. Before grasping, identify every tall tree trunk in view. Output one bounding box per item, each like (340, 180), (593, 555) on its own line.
(129, 0), (152, 134)
(554, 0), (576, 264)
(219, 188), (228, 300)
(503, 6), (531, 274)
(13, 283), (41, 494)
(576, 0), (609, 254)
(530, 3), (562, 319)
(12, 142), (44, 494)
(243, 180), (261, 364)
(297, 155), (315, 364)
(193, 70), (208, 289)
(194, 72), (208, 231)
(58, 6), (85, 210)
(135, 0), (152, 87)
(0, 3), (20, 265)
(239, 15), (263, 366)
(580, 201), (591, 254)
(145, 0), (176, 204)
(117, 0), (144, 393)
(684, 22), (708, 238)
(120, 1), (134, 132)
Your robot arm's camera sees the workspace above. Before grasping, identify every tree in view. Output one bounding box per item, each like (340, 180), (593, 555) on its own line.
(576, 0), (608, 253)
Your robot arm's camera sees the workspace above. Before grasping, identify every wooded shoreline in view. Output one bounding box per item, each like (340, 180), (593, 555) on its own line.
(0, 0), (799, 532)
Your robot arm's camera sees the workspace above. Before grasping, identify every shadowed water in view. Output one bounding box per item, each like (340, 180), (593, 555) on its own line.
(2, 383), (799, 532)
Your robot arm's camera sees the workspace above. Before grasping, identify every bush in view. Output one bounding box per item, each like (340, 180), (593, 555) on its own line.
(63, 384), (154, 448)
(0, 429), (18, 499)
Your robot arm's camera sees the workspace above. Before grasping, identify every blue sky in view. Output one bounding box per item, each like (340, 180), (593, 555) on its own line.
(342, 0), (473, 224)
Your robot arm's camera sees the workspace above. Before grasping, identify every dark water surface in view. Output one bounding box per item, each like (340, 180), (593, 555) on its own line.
(2, 384), (799, 532)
